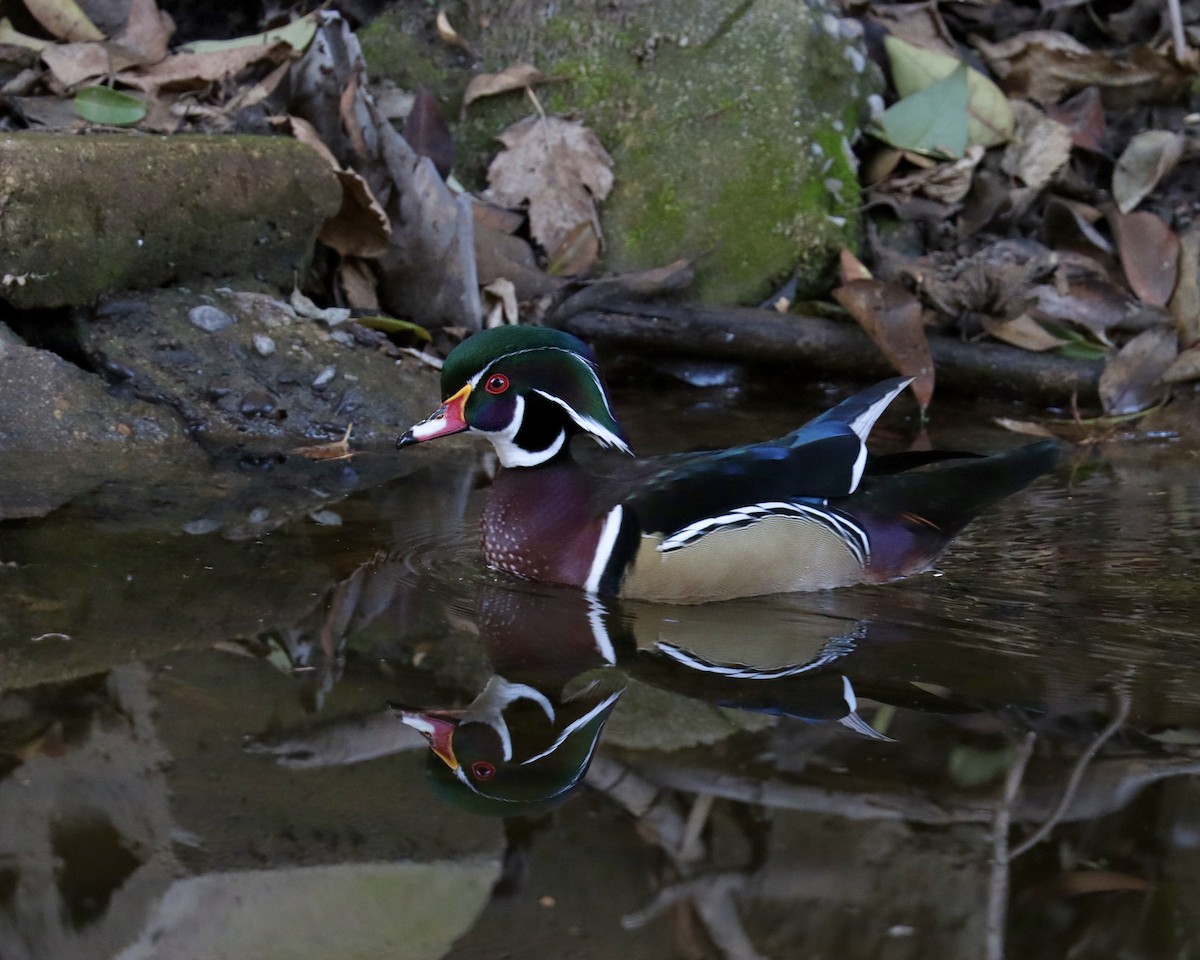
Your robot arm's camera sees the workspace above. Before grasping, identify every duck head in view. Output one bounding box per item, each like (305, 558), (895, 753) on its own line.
(396, 326), (631, 467)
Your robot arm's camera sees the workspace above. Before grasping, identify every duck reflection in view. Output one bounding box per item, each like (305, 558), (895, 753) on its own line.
(393, 582), (892, 815)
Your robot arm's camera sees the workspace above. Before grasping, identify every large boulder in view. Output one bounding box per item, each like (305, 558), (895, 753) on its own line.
(363, 0), (879, 303)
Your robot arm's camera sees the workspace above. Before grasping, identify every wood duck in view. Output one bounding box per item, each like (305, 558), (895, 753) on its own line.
(397, 326), (1060, 604)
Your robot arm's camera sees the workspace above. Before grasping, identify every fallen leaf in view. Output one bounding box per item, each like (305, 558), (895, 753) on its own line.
(338, 258), (379, 311)
(40, 42), (109, 88)
(25, 0), (103, 42)
(436, 10), (471, 53)
(1113, 130), (1185, 214)
(1161, 345), (1200, 384)
(0, 17), (49, 51)
(176, 11), (319, 54)
(1111, 209), (1180, 308)
(1098, 327), (1177, 415)
(487, 114), (614, 255)
(885, 35), (1014, 149)
(1045, 86), (1105, 153)
(403, 87), (454, 179)
(867, 3), (958, 58)
(832, 278), (935, 409)
(546, 259), (695, 325)
(994, 416), (1058, 438)
(288, 425), (355, 461)
(324, 168), (392, 258)
(1043, 197), (1113, 259)
(74, 86), (146, 125)
(1169, 224), (1200, 345)
(876, 60), (969, 158)
(472, 200), (525, 236)
(1000, 100), (1072, 190)
(546, 220), (600, 276)
(354, 316), (432, 340)
(878, 144), (984, 204)
(482, 278), (519, 327)
(463, 63), (551, 111)
(840, 249), (874, 283)
(983, 313), (1070, 351)
(975, 32), (1191, 106)
(121, 42), (291, 92)
(107, 0), (173, 69)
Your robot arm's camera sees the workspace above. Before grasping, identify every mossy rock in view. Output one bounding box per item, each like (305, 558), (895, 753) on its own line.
(361, 0), (879, 303)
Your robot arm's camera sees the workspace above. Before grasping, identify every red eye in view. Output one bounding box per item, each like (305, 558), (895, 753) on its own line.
(484, 374), (509, 395)
(471, 761), (496, 781)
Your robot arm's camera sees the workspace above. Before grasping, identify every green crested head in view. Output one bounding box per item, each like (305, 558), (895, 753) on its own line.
(420, 325), (630, 467)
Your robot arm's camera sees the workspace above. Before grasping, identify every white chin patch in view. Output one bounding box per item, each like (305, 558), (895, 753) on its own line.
(493, 430), (566, 468)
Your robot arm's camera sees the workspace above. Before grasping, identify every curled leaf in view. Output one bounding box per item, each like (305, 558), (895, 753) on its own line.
(1113, 130), (1184, 214)
(463, 63), (551, 111)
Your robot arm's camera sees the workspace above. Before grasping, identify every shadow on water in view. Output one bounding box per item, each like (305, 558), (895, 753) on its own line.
(3, 381), (1200, 959)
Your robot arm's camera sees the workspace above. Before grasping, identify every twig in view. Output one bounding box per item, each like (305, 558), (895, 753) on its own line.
(679, 793), (714, 864)
(985, 731), (1036, 960)
(1009, 687), (1132, 859)
(1168, 0), (1188, 62)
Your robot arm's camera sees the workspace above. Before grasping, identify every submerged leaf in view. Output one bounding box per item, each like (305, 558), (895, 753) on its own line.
(73, 86), (147, 126)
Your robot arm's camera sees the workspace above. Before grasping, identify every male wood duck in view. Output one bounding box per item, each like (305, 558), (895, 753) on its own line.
(396, 326), (1060, 604)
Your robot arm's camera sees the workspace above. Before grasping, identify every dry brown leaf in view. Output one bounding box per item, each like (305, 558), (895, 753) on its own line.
(1000, 101), (1071, 190)
(976, 33), (1190, 106)
(832, 279), (935, 410)
(839, 248), (874, 283)
(1113, 130), (1185, 214)
(463, 63), (551, 111)
(0, 18), (49, 51)
(121, 41), (290, 92)
(324, 169), (392, 258)
(546, 259), (694, 325)
(1111, 209), (1180, 308)
(546, 220), (600, 277)
(338, 258), (379, 311)
(1098, 327), (1177, 415)
(1045, 86), (1105, 153)
(107, 0), (173, 69)
(472, 199), (524, 236)
(879, 145), (984, 205)
(1169, 223), (1200, 345)
(983, 313), (1070, 351)
(482, 278), (519, 327)
(40, 42), (109, 88)
(25, 0), (104, 42)
(435, 10), (471, 53)
(866, 2), (958, 58)
(487, 114), (614, 255)
(1161, 344), (1200, 383)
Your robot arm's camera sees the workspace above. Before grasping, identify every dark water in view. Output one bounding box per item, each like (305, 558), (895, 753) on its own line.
(3, 377), (1200, 960)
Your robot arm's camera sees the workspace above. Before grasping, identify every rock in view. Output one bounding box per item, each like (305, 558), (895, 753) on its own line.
(0, 133), (340, 309)
(363, 0), (879, 303)
(0, 336), (185, 452)
(79, 285), (441, 446)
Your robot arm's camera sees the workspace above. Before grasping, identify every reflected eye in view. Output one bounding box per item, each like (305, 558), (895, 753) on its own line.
(484, 374), (509, 395)
(470, 761), (496, 781)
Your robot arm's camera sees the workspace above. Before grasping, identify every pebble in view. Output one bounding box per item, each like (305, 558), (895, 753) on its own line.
(248, 507), (270, 524)
(183, 518), (221, 535)
(312, 365), (336, 389)
(239, 391), (276, 418)
(253, 334), (276, 357)
(189, 305), (235, 332)
(308, 509), (342, 526)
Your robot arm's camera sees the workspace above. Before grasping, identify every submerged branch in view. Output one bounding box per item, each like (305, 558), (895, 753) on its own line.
(564, 303), (1102, 404)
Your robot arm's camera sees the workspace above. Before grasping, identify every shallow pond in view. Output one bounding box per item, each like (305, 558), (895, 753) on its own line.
(2, 370), (1199, 960)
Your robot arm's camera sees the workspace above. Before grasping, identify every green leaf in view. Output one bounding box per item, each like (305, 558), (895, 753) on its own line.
(884, 35), (1014, 148)
(874, 64), (969, 159)
(177, 12), (319, 54)
(73, 87), (147, 127)
(354, 316), (433, 342)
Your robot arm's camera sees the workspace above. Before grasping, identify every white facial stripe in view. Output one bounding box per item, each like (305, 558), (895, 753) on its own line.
(519, 690), (623, 766)
(585, 505), (624, 594)
(534, 389), (631, 454)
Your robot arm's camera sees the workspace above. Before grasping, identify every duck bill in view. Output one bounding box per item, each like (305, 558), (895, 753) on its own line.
(396, 384), (472, 449)
(395, 708), (461, 770)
